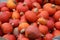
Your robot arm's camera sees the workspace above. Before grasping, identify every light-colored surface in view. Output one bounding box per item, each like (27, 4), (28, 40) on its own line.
(0, 0), (7, 2)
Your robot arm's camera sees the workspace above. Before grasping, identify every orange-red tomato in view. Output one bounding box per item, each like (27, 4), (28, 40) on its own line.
(21, 38), (29, 40)
(17, 34), (29, 40)
(39, 25), (48, 34)
(35, 38), (43, 40)
(47, 20), (54, 29)
(25, 11), (37, 22)
(53, 30), (60, 36)
(53, 11), (60, 21)
(37, 17), (47, 25)
(43, 3), (56, 15)
(12, 11), (20, 19)
(1, 23), (13, 34)
(32, 2), (41, 9)
(0, 2), (7, 8)
(3, 34), (16, 40)
(31, 0), (37, 3)
(0, 0), (60, 40)
(18, 22), (29, 32)
(9, 19), (20, 27)
(56, 5), (60, 11)
(24, 0), (32, 9)
(55, 22), (60, 30)
(25, 23), (40, 39)
(32, 8), (39, 15)
(37, 11), (49, 19)
(16, 2), (29, 12)
(20, 15), (27, 23)
(44, 33), (54, 40)
(39, 9), (43, 13)
(7, 0), (16, 9)
(0, 11), (11, 22)
(1, 7), (9, 12)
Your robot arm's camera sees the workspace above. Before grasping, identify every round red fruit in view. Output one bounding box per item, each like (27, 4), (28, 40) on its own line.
(53, 30), (60, 36)
(9, 19), (20, 27)
(1, 23), (13, 34)
(32, 2), (41, 9)
(3, 34), (16, 40)
(1, 7), (9, 12)
(55, 22), (60, 30)
(25, 11), (37, 22)
(47, 20), (54, 29)
(44, 33), (54, 40)
(16, 2), (29, 12)
(0, 11), (11, 22)
(37, 11), (49, 19)
(43, 3), (56, 15)
(53, 11), (60, 21)
(39, 25), (48, 34)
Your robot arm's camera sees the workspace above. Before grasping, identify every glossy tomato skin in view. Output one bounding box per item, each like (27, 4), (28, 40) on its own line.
(1, 23), (13, 34)
(25, 11), (37, 22)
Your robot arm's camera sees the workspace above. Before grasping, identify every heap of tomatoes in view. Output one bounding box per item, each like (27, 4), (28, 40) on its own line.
(0, 0), (60, 40)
